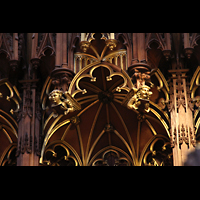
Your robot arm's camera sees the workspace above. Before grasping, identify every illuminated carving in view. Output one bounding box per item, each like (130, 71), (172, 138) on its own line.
(127, 85), (152, 113)
(49, 89), (81, 117)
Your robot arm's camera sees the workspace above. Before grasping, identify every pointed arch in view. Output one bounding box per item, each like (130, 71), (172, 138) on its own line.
(68, 33), (80, 71)
(40, 58), (172, 166)
(37, 33), (55, 58)
(0, 33), (12, 59)
(116, 33), (132, 67)
(146, 33), (166, 51)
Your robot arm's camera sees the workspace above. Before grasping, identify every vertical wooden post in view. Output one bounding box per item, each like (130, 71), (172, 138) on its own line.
(132, 33), (138, 64)
(56, 33), (62, 67)
(168, 69), (196, 166)
(165, 33), (171, 50)
(31, 33), (38, 59)
(62, 33), (67, 68)
(137, 33), (146, 63)
(13, 33), (18, 60)
(16, 80), (40, 166)
(184, 33), (190, 49)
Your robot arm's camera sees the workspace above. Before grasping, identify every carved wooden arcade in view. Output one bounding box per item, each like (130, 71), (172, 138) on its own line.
(1, 33), (200, 165)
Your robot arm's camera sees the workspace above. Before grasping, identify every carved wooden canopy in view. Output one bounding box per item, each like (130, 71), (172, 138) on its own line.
(39, 34), (172, 166)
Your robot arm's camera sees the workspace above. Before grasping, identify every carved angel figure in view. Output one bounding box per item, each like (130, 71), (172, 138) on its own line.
(49, 89), (81, 117)
(127, 85), (152, 113)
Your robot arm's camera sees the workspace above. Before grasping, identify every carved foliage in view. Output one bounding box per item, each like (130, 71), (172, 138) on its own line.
(168, 70), (193, 113)
(170, 124), (196, 148)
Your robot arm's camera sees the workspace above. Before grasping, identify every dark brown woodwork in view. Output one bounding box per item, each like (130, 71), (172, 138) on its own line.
(0, 33), (200, 166)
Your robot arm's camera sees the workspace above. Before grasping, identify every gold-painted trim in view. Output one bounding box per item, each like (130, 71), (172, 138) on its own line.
(77, 99), (99, 117)
(0, 80), (21, 113)
(78, 97), (98, 105)
(0, 109), (18, 129)
(89, 45), (101, 60)
(43, 112), (54, 134)
(194, 108), (200, 121)
(102, 49), (127, 62)
(155, 68), (169, 92)
(48, 118), (71, 142)
(149, 108), (170, 137)
(41, 140), (82, 166)
(136, 120), (141, 161)
(70, 62), (130, 97)
(68, 61), (101, 95)
(113, 129), (133, 158)
(88, 145), (133, 166)
(2, 128), (13, 143)
(13, 85), (22, 101)
(190, 66), (200, 91)
(195, 117), (200, 135)
(85, 102), (103, 161)
(152, 68), (169, 102)
(61, 123), (72, 141)
(76, 124), (85, 165)
(0, 113), (18, 138)
(113, 98), (123, 104)
(110, 102), (137, 164)
(80, 81), (102, 93)
(0, 143), (17, 166)
(92, 149), (131, 166)
(86, 129), (105, 165)
(74, 52), (99, 61)
(150, 101), (170, 122)
(145, 119), (157, 136)
(138, 135), (170, 166)
(40, 114), (64, 163)
(190, 66), (200, 99)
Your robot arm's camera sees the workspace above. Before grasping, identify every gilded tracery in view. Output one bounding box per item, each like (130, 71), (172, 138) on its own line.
(1, 33), (200, 165)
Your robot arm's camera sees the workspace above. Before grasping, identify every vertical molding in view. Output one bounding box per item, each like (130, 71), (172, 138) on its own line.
(13, 33), (18, 60)
(62, 33), (67, 67)
(132, 33), (138, 64)
(137, 33), (146, 62)
(55, 33), (62, 66)
(31, 33), (38, 59)
(168, 69), (195, 165)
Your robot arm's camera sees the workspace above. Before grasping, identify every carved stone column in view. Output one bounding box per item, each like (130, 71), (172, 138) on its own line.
(168, 69), (195, 166)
